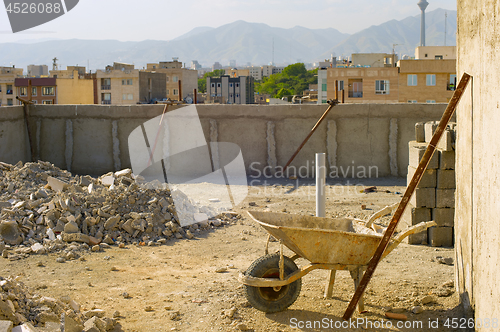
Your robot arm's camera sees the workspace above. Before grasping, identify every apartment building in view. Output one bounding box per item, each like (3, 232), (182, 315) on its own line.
(0, 66), (23, 106)
(96, 62), (166, 105)
(14, 77), (57, 104)
(262, 65), (284, 78)
(146, 60), (198, 101)
(206, 75), (254, 104)
(225, 68), (250, 78)
(351, 53), (397, 68)
(248, 67), (262, 80)
(50, 66), (86, 79)
(398, 59), (456, 103)
(326, 66), (399, 103)
(415, 46), (456, 60)
(27, 64), (48, 77)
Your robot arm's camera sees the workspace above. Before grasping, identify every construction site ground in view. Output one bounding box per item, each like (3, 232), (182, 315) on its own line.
(1, 177), (464, 332)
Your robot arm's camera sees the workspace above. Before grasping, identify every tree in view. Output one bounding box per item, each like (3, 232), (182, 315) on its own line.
(255, 63), (317, 98)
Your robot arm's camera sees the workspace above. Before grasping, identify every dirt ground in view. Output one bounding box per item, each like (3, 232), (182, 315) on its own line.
(1, 177), (466, 332)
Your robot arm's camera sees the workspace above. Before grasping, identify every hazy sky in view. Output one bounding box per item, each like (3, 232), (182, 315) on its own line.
(0, 0), (456, 43)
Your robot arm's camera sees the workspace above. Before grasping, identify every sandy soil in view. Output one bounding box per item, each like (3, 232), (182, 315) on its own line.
(1, 177), (466, 332)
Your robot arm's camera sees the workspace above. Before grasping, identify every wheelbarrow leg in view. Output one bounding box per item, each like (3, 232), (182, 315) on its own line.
(350, 267), (365, 312)
(324, 269), (337, 298)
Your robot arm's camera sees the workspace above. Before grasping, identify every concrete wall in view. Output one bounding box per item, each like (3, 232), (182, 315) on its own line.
(0, 104), (448, 178)
(456, 0), (500, 326)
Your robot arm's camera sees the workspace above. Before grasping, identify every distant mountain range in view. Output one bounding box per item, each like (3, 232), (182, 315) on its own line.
(0, 8), (456, 71)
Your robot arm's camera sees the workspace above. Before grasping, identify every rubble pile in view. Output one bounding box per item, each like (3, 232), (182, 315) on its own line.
(0, 161), (238, 260)
(0, 275), (117, 331)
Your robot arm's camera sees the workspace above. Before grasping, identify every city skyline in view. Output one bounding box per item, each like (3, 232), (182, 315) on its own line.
(0, 0), (456, 43)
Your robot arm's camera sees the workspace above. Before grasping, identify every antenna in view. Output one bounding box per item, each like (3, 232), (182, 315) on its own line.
(272, 37), (274, 66)
(444, 11), (447, 46)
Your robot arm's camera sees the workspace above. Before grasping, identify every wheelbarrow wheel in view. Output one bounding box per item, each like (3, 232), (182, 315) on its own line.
(244, 253), (301, 313)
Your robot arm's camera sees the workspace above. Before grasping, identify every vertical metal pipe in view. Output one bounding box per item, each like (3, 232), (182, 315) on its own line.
(178, 79), (182, 102)
(335, 80), (338, 100)
(341, 89), (345, 103)
(194, 88), (197, 104)
(316, 153), (326, 218)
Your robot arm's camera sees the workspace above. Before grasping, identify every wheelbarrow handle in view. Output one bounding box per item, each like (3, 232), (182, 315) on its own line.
(365, 203), (399, 229)
(383, 220), (437, 258)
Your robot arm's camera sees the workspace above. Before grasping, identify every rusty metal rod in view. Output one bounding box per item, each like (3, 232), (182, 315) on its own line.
(283, 99), (339, 173)
(342, 72), (471, 320)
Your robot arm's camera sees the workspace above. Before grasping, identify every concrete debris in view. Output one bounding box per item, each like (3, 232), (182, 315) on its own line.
(0, 275), (115, 331)
(0, 161), (240, 259)
(435, 256), (454, 265)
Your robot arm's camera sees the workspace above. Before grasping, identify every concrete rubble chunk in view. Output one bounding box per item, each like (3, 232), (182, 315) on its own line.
(0, 221), (22, 245)
(0, 320), (13, 332)
(104, 216), (120, 230)
(100, 176), (114, 187)
(64, 221), (80, 234)
(62, 313), (83, 332)
(11, 322), (38, 332)
(47, 176), (70, 192)
(83, 316), (105, 332)
(62, 233), (90, 244)
(114, 169), (132, 178)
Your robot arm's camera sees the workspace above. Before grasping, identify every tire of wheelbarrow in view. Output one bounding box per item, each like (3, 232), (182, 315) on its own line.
(244, 253), (302, 313)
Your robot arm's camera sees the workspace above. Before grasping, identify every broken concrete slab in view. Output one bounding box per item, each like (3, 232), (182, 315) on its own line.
(0, 320), (13, 332)
(47, 176), (70, 192)
(62, 232), (90, 244)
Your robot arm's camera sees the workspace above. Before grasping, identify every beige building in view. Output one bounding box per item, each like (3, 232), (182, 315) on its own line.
(398, 59), (456, 103)
(0, 66), (23, 106)
(326, 67), (399, 103)
(56, 71), (95, 104)
(96, 62), (166, 105)
(351, 53), (397, 68)
(146, 60), (198, 101)
(50, 66), (86, 79)
(415, 46), (456, 60)
(225, 68), (250, 78)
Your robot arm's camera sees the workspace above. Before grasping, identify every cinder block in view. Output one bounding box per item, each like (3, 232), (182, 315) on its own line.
(408, 141), (439, 169)
(436, 188), (455, 208)
(424, 121), (439, 142)
(437, 129), (454, 151)
(400, 205), (430, 244)
(415, 122), (425, 142)
(0, 320), (13, 332)
(432, 208), (455, 227)
(410, 188), (436, 208)
(436, 169), (456, 189)
(428, 226), (454, 247)
(407, 166), (437, 188)
(439, 150), (455, 170)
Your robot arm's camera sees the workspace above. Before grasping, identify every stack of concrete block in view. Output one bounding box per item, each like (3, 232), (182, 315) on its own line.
(402, 121), (456, 247)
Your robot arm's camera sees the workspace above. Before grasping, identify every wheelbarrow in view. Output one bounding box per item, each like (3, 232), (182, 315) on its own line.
(238, 205), (436, 313)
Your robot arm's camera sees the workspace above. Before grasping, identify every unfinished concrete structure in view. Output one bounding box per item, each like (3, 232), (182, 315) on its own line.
(0, 104), (447, 178)
(456, 0), (500, 324)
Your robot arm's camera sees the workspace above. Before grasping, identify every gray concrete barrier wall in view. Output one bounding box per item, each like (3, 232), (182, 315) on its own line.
(0, 103), (448, 178)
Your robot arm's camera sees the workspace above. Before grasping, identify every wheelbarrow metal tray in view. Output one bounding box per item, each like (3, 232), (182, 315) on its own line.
(248, 211), (383, 266)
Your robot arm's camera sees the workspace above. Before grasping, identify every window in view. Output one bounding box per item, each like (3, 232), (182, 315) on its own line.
(426, 74), (436, 86)
(426, 100), (436, 103)
(122, 94), (127, 100)
(407, 100), (417, 103)
(101, 93), (111, 104)
(42, 100), (53, 104)
(31, 87), (37, 96)
(166, 89), (170, 95)
(217, 83), (221, 88)
(128, 93), (133, 100)
(166, 76), (170, 82)
(122, 79), (126, 85)
(236, 83), (240, 88)
(42, 87), (55, 95)
(210, 83), (215, 88)
(127, 79), (133, 85)
(435, 55), (443, 59)
(229, 83), (233, 88)
(448, 74), (457, 91)
(7, 99), (13, 106)
(338, 80), (344, 91)
(375, 80), (390, 94)
(173, 89), (178, 95)
(407, 75), (417, 86)
(20, 87), (27, 96)
(173, 76), (178, 82)
(6, 84), (13, 94)
(101, 78), (111, 90)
